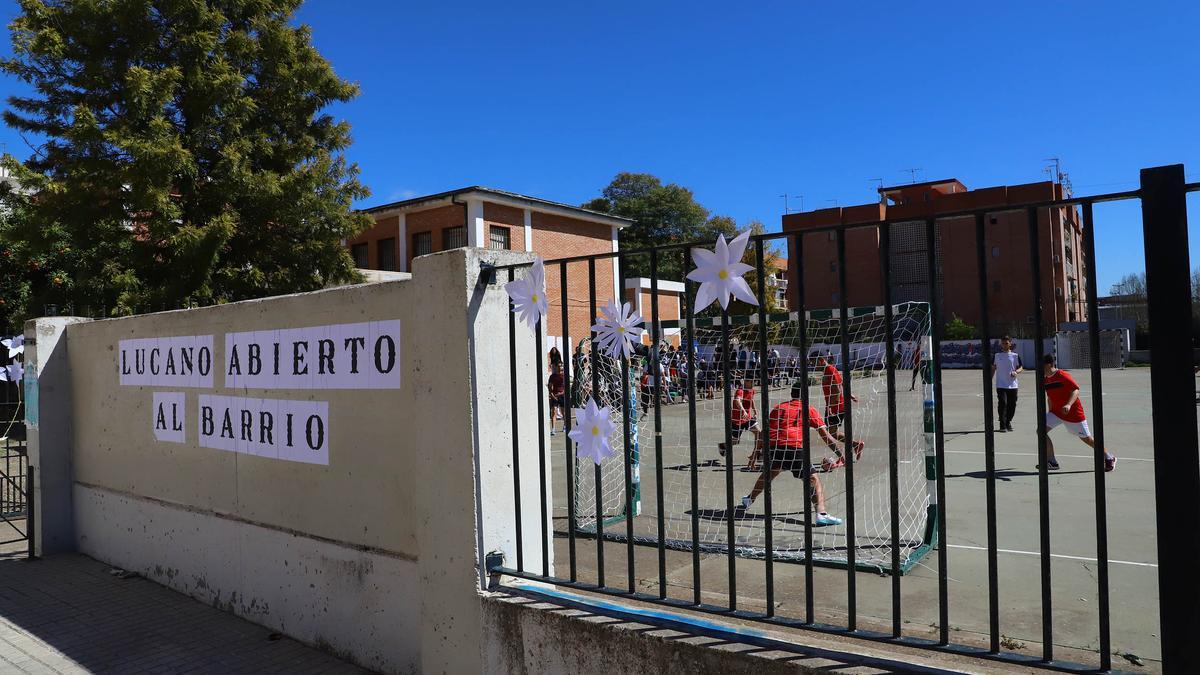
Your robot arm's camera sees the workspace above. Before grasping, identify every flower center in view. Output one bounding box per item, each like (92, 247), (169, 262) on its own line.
(718, 269), (729, 280)
(617, 326), (625, 333)
(591, 425), (600, 436)
(531, 293), (539, 302)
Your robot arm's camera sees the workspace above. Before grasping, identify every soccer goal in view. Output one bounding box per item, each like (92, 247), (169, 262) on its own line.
(1054, 329), (1128, 369)
(568, 302), (938, 575)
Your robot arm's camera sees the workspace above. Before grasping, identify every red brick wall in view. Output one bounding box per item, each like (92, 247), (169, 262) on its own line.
(347, 215), (399, 270)
(534, 212), (616, 346)
(483, 203), (526, 252)
(783, 181), (1085, 335)
(406, 205), (466, 269)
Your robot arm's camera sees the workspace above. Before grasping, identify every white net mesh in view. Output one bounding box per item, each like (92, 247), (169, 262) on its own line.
(1054, 329), (1127, 369)
(568, 303), (936, 572)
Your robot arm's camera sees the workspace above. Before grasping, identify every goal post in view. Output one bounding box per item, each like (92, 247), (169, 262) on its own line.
(566, 302), (938, 575)
(1054, 328), (1129, 369)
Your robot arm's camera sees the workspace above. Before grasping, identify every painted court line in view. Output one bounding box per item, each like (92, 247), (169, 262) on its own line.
(946, 543), (1157, 568)
(946, 450), (1152, 462)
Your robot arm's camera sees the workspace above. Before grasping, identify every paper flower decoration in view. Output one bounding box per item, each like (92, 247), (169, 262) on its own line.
(686, 231), (758, 313)
(1, 335), (23, 356)
(591, 300), (645, 359)
(568, 397), (617, 466)
(505, 257), (549, 331)
(0, 362), (22, 382)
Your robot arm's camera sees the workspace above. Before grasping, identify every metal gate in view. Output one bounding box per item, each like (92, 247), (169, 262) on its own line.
(0, 343), (30, 557)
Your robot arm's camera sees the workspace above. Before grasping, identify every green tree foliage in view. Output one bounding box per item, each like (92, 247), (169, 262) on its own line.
(943, 313), (977, 340)
(1, 0), (372, 317)
(583, 172), (741, 279)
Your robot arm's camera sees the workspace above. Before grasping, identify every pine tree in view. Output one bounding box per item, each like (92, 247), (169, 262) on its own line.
(1, 0), (371, 316)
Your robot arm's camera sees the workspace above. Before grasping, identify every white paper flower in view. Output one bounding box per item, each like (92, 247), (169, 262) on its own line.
(568, 397), (617, 466)
(591, 300), (645, 359)
(505, 257), (549, 331)
(1, 335), (24, 356)
(686, 230), (758, 313)
(0, 362), (22, 382)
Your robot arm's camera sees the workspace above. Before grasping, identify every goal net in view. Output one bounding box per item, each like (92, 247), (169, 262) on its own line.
(568, 302), (937, 574)
(1054, 329), (1128, 369)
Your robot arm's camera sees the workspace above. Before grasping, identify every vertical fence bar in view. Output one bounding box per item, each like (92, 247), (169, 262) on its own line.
(1140, 164), (1200, 675)
(588, 259), (605, 587)
(684, 250), (702, 605)
(535, 315), (549, 578)
(1079, 201), (1111, 672)
(1027, 206), (1053, 661)
(560, 263), (577, 582)
(508, 268), (524, 573)
(753, 238), (774, 617)
(879, 222), (902, 636)
(924, 218), (949, 646)
(650, 249), (667, 598)
(721, 306), (737, 610)
(835, 227), (857, 629)
(974, 212), (1000, 654)
(26, 465), (34, 560)
(619, 253), (635, 593)
(796, 233), (814, 624)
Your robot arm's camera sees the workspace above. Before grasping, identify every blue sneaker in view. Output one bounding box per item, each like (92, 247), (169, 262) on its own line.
(815, 513), (843, 527)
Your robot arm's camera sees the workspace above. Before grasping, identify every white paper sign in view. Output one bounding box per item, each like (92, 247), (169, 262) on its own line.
(119, 335), (215, 387)
(152, 392), (187, 443)
(224, 321), (401, 390)
(198, 395), (329, 465)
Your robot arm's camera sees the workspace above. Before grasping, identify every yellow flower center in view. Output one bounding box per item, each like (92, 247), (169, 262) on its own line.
(591, 425), (601, 436)
(531, 293), (539, 302)
(617, 326), (626, 333)
(718, 269), (729, 280)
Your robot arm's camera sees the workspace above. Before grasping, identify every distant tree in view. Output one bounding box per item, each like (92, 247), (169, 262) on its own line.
(1109, 271), (1149, 346)
(943, 314), (977, 340)
(583, 172), (713, 279)
(1, 0), (372, 315)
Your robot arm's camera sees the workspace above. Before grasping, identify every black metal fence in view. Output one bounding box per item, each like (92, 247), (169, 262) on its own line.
(489, 164), (1200, 674)
(0, 341), (28, 554)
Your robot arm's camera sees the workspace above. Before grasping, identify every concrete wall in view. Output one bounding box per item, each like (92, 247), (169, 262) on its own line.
(28, 249), (550, 674)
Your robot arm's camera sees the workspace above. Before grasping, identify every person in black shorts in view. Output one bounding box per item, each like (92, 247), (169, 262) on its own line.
(547, 363), (565, 436)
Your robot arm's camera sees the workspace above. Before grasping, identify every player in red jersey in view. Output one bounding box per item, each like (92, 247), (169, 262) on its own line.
(718, 375), (759, 463)
(817, 353), (857, 440)
(1040, 354), (1116, 472)
(737, 380), (864, 526)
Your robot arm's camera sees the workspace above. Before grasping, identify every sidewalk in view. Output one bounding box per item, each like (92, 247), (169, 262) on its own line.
(0, 550), (371, 674)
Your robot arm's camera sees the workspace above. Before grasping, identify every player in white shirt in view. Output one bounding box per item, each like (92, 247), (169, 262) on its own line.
(991, 335), (1023, 432)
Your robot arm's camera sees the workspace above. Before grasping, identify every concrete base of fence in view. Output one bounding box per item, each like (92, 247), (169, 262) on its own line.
(73, 482), (418, 673)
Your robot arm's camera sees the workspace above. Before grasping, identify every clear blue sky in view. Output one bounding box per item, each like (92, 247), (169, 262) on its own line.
(2, 1), (1197, 292)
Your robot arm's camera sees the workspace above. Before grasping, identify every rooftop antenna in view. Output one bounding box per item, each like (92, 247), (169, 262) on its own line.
(901, 168), (922, 184)
(869, 178), (884, 203)
(826, 198), (839, 208)
(779, 193), (802, 215)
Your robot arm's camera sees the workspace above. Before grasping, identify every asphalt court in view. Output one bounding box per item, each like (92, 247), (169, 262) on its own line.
(548, 366), (1166, 671)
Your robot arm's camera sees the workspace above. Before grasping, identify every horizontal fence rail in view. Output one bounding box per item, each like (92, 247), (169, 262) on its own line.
(491, 167), (1200, 674)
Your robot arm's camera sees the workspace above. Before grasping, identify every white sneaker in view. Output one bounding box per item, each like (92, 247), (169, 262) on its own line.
(815, 512), (843, 526)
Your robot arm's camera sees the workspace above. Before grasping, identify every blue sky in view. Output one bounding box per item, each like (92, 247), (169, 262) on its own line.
(2, 1), (1197, 292)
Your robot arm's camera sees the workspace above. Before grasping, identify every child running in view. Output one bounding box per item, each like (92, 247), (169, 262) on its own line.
(1040, 353), (1117, 472)
(718, 374), (759, 462)
(737, 379), (864, 526)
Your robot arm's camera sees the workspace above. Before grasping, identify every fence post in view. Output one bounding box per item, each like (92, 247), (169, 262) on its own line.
(1139, 164), (1199, 674)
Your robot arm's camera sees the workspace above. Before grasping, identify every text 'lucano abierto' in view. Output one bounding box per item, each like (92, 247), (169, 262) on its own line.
(225, 321), (401, 389)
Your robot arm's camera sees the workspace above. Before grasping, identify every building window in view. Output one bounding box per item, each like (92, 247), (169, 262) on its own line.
(351, 242), (368, 268)
(443, 226), (466, 250)
(829, 261), (837, 272)
(991, 246), (1000, 258)
(377, 237), (396, 271)
(412, 231), (432, 258)
(831, 291), (840, 305)
(827, 231), (836, 242)
(489, 226), (511, 250)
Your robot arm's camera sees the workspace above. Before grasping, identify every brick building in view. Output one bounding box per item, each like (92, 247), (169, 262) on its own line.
(350, 187), (632, 349)
(782, 179), (1086, 336)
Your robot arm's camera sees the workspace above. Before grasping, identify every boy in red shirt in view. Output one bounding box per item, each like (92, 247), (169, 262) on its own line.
(1041, 354), (1116, 472)
(718, 375), (759, 464)
(818, 353), (857, 440)
(737, 380), (864, 526)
